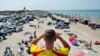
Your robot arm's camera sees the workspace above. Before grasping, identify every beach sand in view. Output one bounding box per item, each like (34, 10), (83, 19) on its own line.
(0, 15), (100, 56)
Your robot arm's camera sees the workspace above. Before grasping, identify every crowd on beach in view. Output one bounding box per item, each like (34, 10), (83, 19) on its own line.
(0, 10), (100, 56)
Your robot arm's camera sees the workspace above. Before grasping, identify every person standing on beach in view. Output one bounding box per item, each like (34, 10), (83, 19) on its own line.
(30, 29), (70, 56)
(17, 47), (24, 56)
(75, 19), (78, 24)
(37, 21), (39, 29)
(29, 35), (34, 42)
(17, 43), (24, 56)
(91, 23), (96, 30)
(33, 31), (37, 38)
(4, 47), (13, 56)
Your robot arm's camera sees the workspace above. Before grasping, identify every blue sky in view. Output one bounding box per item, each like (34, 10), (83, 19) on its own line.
(0, 0), (100, 10)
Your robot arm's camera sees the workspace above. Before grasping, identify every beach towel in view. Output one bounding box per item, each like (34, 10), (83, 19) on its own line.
(74, 50), (85, 56)
(94, 41), (100, 45)
(69, 36), (79, 46)
(72, 39), (79, 46)
(30, 44), (69, 56)
(69, 36), (75, 42)
(69, 34), (76, 41)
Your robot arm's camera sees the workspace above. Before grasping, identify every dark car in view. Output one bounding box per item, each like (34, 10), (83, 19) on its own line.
(0, 30), (7, 40)
(47, 22), (52, 26)
(55, 23), (70, 29)
(19, 19), (26, 24)
(95, 24), (100, 28)
(16, 23), (24, 26)
(0, 31), (7, 36)
(4, 28), (15, 33)
(60, 24), (70, 29)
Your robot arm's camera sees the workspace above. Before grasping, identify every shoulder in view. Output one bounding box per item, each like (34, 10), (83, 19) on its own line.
(54, 47), (69, 55)
(30, 44), (44, 53)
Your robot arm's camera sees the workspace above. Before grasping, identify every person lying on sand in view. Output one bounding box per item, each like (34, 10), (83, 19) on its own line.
(30, 29), (70, 56)
(78, 40), (92, 49)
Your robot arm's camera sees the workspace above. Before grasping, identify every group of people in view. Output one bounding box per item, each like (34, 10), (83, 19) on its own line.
(29, 21), (41, 29)
(4, 29), (94, 56)
(3, 30), (37, 56)
(69, 18), (79, 24)
(16, 32), (38, 56)
(3, 27), (71, 56)
(18, 29), (39, 55)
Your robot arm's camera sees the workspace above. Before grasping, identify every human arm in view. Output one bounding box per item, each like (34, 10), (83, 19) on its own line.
(31, 34), (45, 45)
(56, 34), (71, 51)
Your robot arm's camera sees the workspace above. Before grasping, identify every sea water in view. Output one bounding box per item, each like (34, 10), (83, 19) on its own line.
(48, 10), (100, 20)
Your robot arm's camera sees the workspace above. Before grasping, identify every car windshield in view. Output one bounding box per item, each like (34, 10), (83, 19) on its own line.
(62, 24), (68, 26)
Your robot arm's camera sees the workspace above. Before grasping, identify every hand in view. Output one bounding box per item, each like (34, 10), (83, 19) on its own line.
(40, 33), (45, 38)
(55, 33), (61, 39)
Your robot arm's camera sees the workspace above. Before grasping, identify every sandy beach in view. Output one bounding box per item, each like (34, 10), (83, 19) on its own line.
(0, 14), (100, 56)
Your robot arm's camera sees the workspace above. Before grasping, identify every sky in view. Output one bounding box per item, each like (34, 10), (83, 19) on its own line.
(0, 0), (100, 10)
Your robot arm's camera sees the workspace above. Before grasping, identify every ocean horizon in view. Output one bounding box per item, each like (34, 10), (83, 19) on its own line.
(48, 10), (100, 20)
(0, 10), (100, 20)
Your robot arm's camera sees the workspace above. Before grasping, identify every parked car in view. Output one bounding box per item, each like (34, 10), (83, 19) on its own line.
(19, 19), (26, 24)
(47, 22), (52, 26)
(0, 31), (7, 36)
(0, 29), (7, 40)
(4, 27), (15, 33)
(55, 23), (70, 29)
(95, 24), (100, 28)
(60, 24), (70, 29)
(15, 26), (23, 32)
(27, 15), (34, 21)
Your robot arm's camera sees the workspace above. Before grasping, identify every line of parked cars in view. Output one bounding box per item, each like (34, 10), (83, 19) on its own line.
(0, 14), (36, 39)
